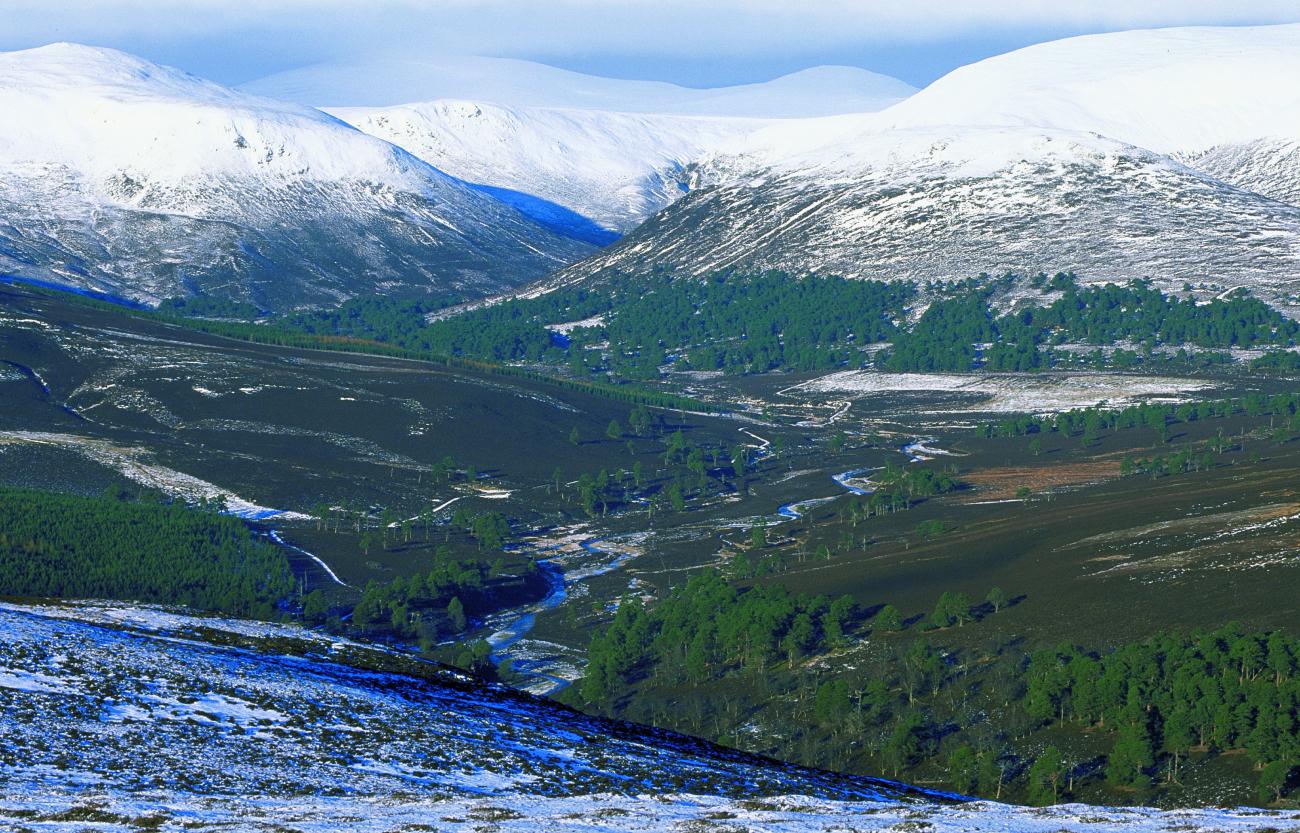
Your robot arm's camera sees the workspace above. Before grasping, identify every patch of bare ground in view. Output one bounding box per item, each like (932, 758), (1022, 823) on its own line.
(958, 460), (1119, 500)
(1070, 502), (1300, 575)
(1074, 502), (1300, 547)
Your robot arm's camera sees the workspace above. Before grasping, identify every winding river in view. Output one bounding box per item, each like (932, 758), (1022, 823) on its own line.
(481, 534), (641, 695)
(774, 437), (955, 518)
(478, 437), (958, 694)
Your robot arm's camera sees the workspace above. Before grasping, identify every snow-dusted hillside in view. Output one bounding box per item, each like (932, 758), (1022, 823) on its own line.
(1182, 138), (1300, 206)
(3, 600), (1295, 832)
(549, 25), (1300, 310)
(332, 100), (766, 232)
(0, 44), (596, 309)
(245, 56), (916, 116)
(554, 124), (1300, 308)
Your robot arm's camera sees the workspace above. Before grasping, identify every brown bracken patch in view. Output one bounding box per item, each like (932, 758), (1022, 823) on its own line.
(957, 460), (1119, 501)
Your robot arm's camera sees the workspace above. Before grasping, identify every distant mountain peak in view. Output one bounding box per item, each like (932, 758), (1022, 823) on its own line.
(242, 54), (916, 117)
(881, 23), (1300, 153)
(330, 99), (769, 232)
(0, 43), (597, 309)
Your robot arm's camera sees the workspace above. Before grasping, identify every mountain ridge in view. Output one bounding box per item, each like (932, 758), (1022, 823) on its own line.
(0, 43), (597, 309)
(543, 24), (1300, 313)
(330, 99), (769, 232)
(243, 56), (917, 116)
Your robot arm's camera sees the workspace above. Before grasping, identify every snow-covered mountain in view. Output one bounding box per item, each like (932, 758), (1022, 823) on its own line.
(1, 600), (1288, 832)
(244, 56), (917, 116)
(0, 44), (597, 309)
(879, 25), (1300, 153)
(877, 23), (1300, 204)
(331, 101), (766, 233)
(263, 59), (916, 235)
(554, 126), (1300, 304)
(10, 27), (1300, 312)
(549, 25), (1300, 311)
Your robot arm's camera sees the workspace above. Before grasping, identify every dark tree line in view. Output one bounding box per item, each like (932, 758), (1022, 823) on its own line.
(69, 269), (1300, 385)
(581, 570), (860, 704)
(0, 486), (293, 618)
(984, 392), (1300, 444)
(339, 547), (543, 647)
(1026, 625), (1300, 790)
(882, 275), (1297, 372)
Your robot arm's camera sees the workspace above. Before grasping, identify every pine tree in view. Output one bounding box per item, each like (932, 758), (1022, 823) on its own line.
(1027, 745), (1064, 805)
(1107, 721), (1154, 788)
(947, 744), (979, 794)
(302, 590), (330, 625)
(1162, 706), (1194, 783)
(883, 711), (928, 776)
(875, 604), (903, 632)
(1258, 760), (1292, 804)
(977, 748), (1007, 800)
(931, 591), (972, 628)
(447, 596), (467, 633)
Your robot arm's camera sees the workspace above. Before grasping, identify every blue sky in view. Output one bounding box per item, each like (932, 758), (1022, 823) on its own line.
(5, 1), (1300, 88)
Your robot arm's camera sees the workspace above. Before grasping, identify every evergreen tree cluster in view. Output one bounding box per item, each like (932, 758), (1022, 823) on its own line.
(1025, 281), (1297, 348)
(602, 272), (912, 376)
(1251, 350), (1300, 373)
(984, 392), (1300, 443)
(581, 570), (860, 704)
(1026, 625), (1300, 787)
(856, 464), (960, 515)
(399, 270), (914, 378)
(882, 276), (1297, 372)
(345, 547), (541, 645)
(0, 486), (292, 618)
(885, 293), (995, 372)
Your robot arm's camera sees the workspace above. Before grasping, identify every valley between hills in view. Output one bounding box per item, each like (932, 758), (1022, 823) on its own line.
(7, 19), (1300, 832)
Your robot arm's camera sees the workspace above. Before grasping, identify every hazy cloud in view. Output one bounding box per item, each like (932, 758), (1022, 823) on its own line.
(4, 1), (1298, 86)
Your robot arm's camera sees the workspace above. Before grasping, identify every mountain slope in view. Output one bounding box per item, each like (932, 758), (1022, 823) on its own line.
(1181, 138), (1300, 206)
(331, 100), (767, 232)
(878, 23), (1300, 204)
(553, 124), (1300, 310)
(549, 26), (1300, 310)
(244, 56), (916, 116)
(1, 600), (1290, 832)
(0, 44), (596, 309)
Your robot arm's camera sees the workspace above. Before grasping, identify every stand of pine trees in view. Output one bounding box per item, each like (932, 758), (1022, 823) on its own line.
(0, 486), (293, 618)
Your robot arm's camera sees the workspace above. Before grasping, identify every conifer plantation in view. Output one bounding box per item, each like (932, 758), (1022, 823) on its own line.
(0, 486), (293, 618)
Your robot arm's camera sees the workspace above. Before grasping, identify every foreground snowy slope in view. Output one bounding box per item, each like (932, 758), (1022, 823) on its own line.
(2, 601), (1296, 832)
(551, 25), (1300, 310)
(245, 56), (916, 116)
(0, 44), (595, 308)
(332, 100), (766, 232)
